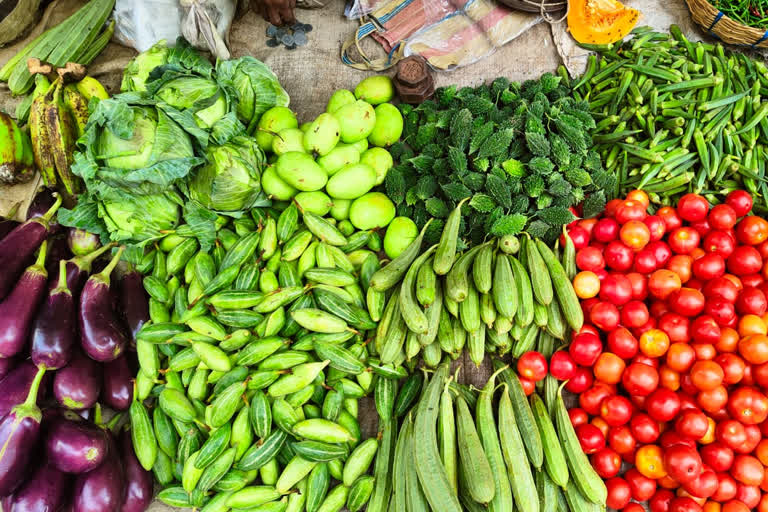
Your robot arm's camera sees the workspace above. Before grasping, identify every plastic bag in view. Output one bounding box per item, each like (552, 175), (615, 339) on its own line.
(114, 0), (235, 59)
(342, 0), (540, 71)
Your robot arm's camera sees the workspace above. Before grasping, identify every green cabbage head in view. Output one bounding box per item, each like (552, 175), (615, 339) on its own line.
(121, 41), (169, 93)
(100, 193), (180, 242)
(216, 56), (289, 131)
(188, 135), (265, 212)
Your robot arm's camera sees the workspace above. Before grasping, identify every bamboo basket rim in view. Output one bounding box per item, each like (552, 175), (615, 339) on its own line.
(685, 0), (768, 48)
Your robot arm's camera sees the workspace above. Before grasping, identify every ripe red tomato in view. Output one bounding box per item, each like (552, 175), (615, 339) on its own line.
(690, 361), (725, 391)
(691, 218), (712, 238)
(721, 500), (750, 512)
(682, 468), (718, 499)
(568, 407), (588, 427)
(716, 420), (747, 451)
(518, 376), (535, 396)
(728, 246), (763, 275)
(649, 489), (675, 512)
(630, 413), (660, 443)
(736, 215), (768, 245)
(735, 484), (761, 508)
(715, 353), (746, 384)
(678, 193), (710, 222)
(704, 276), (740, 302)
(741, 273), (764, 288)
(600, 273), (634, 305)
(616, 200), (648, 224)
(565, 366), (593, 393)
(691, 315), (722, 344)
(697, 385), (729, 413)
(664, 444), (704, 483)
(607, 425), (636, 454)
(659, 313), (691, 343)
(736, 287), (768, 316)
(645, 215), (666, 241)
(709, 204), (739, 230)
(648, 240), (673, 267)
(703, 230), (736, 258)
(576, 423), (606, 454)
(668, 254), (694, 283)
(646, 388), (681, 422)
(675, 409), (709, 440)
(593, 217), (620, 243)
(580, 384), (613, 415)
(727, 386), (768, 425)
(591, 447), (622, 478)
(625, 467), (658, 501)
(693, 253), (726, 280)
(593, 352), (626, 385)
(668, 287), (706, 317)
(731, 455), (765, 486)
(576, 246), (605, 271)
(621, 220), (652, 250)
(622, 362), (659, 396)
(606, 477), (632, 509)
(590, 301), (621, 332)
(706, 296), (737, 326)
(658, 206), (683, 231)
(712, 472), (739, 502)
(622, 301), (650, 329)
(670, 227), (702, 254)
(605, 241), (635, 271)
(626, 272), (649, 300)
(668, 497), (703, 512)
(650, 269), (683, 299)
(517, 351), (548, 382)
(726, 190), (753, 216)
(563, 225), (590, 249)
(549, 350), (577, 380)
(738, 334), (768, 364)
(569, 332), (603, 366)
(601, 395), (634, 426)
(667, 343), (696, 372)
(701, 442), (734, 473)
(633, 248), (658, 273)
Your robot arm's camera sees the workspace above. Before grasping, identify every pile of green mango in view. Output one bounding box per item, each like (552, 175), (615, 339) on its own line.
(257, 76), (405, 235)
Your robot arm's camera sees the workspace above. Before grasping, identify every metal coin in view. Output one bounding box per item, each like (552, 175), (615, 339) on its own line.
(294, 32), (308, 46)
(280, 34), (295, 46)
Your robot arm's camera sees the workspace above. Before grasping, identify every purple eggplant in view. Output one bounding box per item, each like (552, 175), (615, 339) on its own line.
(45, 233), (73, 279)
(31, 259), (76, 370)
(118, 428), (152, 512)
(0, 366), (47, 496)
(56, 242), (115, 297)
(0, 361), (46, 419)
(67, 228), (101, 256)
(0, 194), (60, 300)
(79, 248), (128, 362)
(0, 357), (17, 381)
(26, 188), (61, 235)
(0, 202), (21, 241)
(53, 349), (101, 410)
(72, 434), (124, 512)
(0, 241), (49, 358)
(101, 354), (133, 411)
(46, 415), (108, 474)
(7, 458), (70, 512)
(116, 262), (149, 344)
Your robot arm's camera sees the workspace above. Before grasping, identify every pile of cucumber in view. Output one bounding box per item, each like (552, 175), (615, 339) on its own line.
(368, 199), (585, 368)
(370, 363), (607, 512)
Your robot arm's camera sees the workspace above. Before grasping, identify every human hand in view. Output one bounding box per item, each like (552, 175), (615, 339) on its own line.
(252, 0), (297, 26)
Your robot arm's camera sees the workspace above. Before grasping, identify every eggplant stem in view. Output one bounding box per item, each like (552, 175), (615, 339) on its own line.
(105, 411), (123, 433)
(94, 403), (103, 426)
(71, 242), (116, 273)
(94, 246), (124, 285)
(33, 240), (49, 270)
(40, 193), (62, 225)
(55, 259), (69, 291)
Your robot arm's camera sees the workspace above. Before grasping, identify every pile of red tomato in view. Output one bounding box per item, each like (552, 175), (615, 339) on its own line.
(552, 189), (768, 512)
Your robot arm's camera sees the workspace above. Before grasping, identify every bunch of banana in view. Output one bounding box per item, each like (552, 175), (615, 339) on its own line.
(27, 73), (107, 199)
(0, 111), (34, 185)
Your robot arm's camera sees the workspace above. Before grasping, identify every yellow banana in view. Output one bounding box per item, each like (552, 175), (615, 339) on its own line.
(45, 81), (80, 199)
(0, 112), (34, 185)
(29, 77), (57, 187)
(75, 76), (109, 101)
(63, 85), (90, 139)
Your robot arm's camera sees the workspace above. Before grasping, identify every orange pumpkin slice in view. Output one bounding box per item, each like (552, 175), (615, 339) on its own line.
(568, 0), (641, 45)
